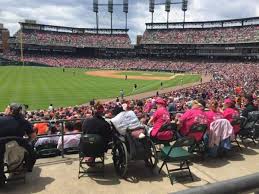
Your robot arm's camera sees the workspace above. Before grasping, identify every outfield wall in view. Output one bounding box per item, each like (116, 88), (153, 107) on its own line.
(0, 59), (50, 67)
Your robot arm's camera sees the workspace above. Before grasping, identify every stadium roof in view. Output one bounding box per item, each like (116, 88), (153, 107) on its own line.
(19, 22), (129, 35)
(146, 17), (259, 29)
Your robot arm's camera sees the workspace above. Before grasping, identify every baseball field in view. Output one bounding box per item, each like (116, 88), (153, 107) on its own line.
(0, 66), (201, 110)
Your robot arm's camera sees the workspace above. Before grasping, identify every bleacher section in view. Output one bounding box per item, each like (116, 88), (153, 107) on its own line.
(6, 17), (259, 60)
(13, 22), (131, 49)
(16, 30), (131, 48)
(141, 25), (259, 45)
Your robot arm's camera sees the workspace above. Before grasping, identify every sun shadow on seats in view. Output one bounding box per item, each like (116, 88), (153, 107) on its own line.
(168, 171), (201, 184)
(240, 141), (259, 150)
(85, 163), (121, 186)
(0, 167), (54, 194)
(123, 161), (163, 184)
(36, 156), (78, 167)
(197, 152), (245, 168)
(237, 146), (258, 156)
(86, 160), (163, 185)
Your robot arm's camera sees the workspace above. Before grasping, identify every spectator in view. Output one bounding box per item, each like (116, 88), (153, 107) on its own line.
(57, 122), (80, 150)
(241, 94), (257, 118)
(34, 125), (59, 148)
(0, 103), (37, 183)
(223, 99), (240, 135)
(178, 100), (208, 136)
(148, 98), (172, 141)
(205, 100), (223, 127)
(82, 103), (112, 164)
(111, 102), (142, 136)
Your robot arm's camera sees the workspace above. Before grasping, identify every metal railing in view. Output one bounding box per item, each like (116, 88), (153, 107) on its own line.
(171, 172), (259, 194)
(31, 118), (84, 158)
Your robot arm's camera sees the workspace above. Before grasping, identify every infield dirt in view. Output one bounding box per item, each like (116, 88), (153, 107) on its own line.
(86, 70), (179, 81)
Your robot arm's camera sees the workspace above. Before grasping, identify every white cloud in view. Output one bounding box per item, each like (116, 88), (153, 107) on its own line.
(0, 0), (259, 43)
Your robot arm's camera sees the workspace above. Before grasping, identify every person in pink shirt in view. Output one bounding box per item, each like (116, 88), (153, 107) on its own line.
(178, 100), (208, 137)
(144, 98), (153, 113)
(205, 100), (224, 127)
(147, 98), (172, 141)
(222, 98), (240, 135)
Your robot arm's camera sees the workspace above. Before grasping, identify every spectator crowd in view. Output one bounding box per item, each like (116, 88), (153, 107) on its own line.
(7, 60), (258, 129)
(141, 25), (259, 45)
(15, 30), (132, 49)
(0, 56), (258, 159)
(1, 47), (259, 155)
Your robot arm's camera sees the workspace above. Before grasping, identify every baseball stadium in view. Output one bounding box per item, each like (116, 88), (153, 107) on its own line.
(0, 0), (259, 194)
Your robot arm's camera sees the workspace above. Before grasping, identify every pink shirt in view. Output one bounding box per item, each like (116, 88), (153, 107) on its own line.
(144, 102), (152, 113)
(205, 110), (224, 127)
(180, 108), (207, 136)
(223, 108), (239, 122)
(208, 119), (234, 147)
(151, 107), (171, 140)
(223, 108), (240, 134)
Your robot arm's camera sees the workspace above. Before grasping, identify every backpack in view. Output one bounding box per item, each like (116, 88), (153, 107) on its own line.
(4, 141), (27, 171)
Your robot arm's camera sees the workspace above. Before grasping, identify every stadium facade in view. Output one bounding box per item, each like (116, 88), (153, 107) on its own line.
(3, 17), (259, 63)
(0, 24), (9, 54)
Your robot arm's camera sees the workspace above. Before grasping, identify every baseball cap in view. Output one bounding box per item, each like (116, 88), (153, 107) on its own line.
(9, 103), (23, 115)
(224, 98), (233, 104)
(155, 97), (166, 106)
(9, 103), (22, 111)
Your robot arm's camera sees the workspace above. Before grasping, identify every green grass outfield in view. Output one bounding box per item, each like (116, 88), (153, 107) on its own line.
(0, 66), (200, 110)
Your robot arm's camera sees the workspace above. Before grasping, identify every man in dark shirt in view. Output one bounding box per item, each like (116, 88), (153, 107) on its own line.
(82, 104), (112, 150)
(0, 103), (36, 185)
(0, 103), (36, 138)
(0, 114), (34, 138)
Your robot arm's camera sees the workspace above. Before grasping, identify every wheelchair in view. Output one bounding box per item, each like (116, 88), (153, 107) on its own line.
(111, 124), (158, 178)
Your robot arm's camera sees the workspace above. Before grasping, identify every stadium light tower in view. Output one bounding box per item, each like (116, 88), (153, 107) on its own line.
(149, 0), (155, 27)
(108, 0), (113, 34)
(123, 0), (128, 30)
(165, 0), (171, 29)
(93, 0), (99, 33)
(182, 0), (188, 28)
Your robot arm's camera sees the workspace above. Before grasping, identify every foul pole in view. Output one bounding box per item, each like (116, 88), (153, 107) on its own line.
(20, 30), (24, 66)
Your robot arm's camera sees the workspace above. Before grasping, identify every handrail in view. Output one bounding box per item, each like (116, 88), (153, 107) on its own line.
(32, 118), (84, 158)
(171, 172), (259, 194)
(30, 118), (85, 124)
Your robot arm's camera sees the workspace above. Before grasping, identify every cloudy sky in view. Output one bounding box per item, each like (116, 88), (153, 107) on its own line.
(0, 0), (259, 43)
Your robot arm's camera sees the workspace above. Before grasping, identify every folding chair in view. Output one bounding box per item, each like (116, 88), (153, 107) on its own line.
(187, 124), (207, 154)
(78, 134), (105, 179)
(231, 116), (246, 149)
(159, 136), (195, 184)
(151, 123), (177, 152)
